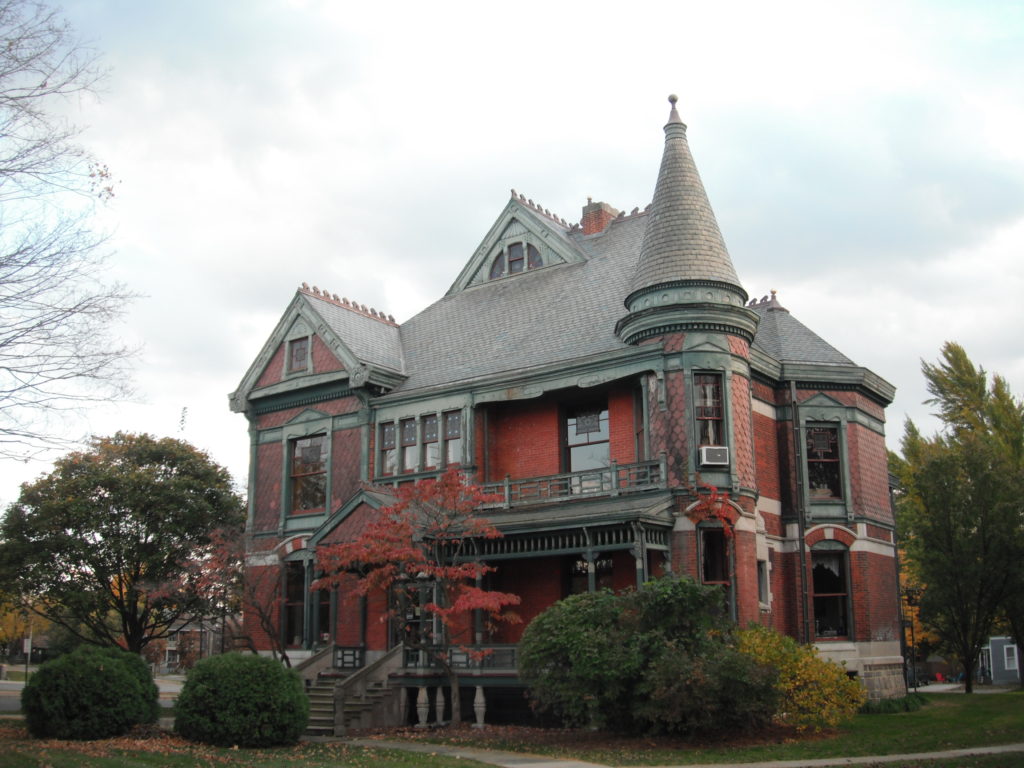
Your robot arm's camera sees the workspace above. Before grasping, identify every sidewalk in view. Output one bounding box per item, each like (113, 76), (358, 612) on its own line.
(345, 738), (1024, 768)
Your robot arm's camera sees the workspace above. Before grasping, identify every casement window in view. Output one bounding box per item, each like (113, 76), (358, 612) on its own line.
(287, 337), (309, 373)
(565, 405), (610, 472)
(694, 373), (724, 446)
(443, 410), (462, 466)
(1006, 644), (1019, 671)
(290, 435), (326, 513)
(423, 414), (440, 470)
(806, 425), (843, 500)
(812, 548), (850, 638)
(489, 241), (543, 280)
(378, 410), (462, 477)
(284, 562), (306, 648)
(379, 422), (397, 476)
(400, 418), (419, 473)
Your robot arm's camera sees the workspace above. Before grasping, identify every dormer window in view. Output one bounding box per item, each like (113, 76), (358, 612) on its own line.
(489, 242), (543, 280)
(287, 337), (309, 373)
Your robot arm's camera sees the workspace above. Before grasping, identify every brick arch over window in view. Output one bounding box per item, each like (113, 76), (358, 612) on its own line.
(805, 524), (856, 549)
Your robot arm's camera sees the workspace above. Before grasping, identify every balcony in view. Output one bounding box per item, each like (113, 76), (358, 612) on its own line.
(480, 457), (667, 508)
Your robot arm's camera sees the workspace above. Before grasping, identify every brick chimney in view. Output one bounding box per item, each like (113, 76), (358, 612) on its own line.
(581, 197), (619, 235)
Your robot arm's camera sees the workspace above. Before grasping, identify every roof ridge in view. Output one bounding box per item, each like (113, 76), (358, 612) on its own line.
(510, 188), (571, 229)
(299, 283), (399, 326)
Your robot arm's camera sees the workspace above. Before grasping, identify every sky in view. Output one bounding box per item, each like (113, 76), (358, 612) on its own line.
(2, 0), (1023, 505)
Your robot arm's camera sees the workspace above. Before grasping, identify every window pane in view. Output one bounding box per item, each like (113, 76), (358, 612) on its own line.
(694, 373), (724, 447)
(443, 411), (462, 465)
(423, 415), (439, 469)
(288, 337), (308, 372)
(702, 529), (729, 583)
(527, 244), (542, 269)
(489, 253), (505, 279)
(812, 551), (848, 637)
(807, 426), (842, 499)
(291, 435), (326, 512)
(380, 423), (396, 476)
(508, 243), (524, 273)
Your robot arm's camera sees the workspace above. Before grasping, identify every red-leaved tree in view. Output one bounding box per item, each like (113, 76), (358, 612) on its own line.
(315, 468), (520, 725)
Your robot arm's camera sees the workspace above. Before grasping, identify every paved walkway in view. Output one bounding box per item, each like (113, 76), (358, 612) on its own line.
(346, 738), (1024, 768)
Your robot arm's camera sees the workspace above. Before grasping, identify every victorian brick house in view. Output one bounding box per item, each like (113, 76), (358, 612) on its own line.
(230, 96), (904, 729)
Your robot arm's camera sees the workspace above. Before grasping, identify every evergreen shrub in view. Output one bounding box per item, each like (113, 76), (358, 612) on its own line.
(21, 645), (159, 739)
(174, 653), (308, 747)
(736, 624), (867, 729)
(519, 576), (779, 735)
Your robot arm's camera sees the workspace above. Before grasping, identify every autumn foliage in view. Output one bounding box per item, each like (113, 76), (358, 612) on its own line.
(736, 624), (866, 730)
(316, 468), (520, 724)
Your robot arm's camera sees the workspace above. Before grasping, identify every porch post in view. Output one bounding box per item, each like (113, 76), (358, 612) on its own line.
(473, 685), (486, 728)
(415, 686), (429, 727)
(435, 685), (446, 724)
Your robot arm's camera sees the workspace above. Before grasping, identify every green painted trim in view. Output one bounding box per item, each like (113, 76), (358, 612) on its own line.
(251, 383), (354, 415)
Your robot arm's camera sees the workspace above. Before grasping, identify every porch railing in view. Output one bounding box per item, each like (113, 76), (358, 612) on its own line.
(480, 457), (666, 508)
(401, 644), (518, 672)
(333, 646), (366, 670)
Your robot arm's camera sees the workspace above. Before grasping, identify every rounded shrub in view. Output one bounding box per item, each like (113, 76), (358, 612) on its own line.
(21, 644), (159, 740)
(174, 653), (308, 747)
(736, 624), (867, 730)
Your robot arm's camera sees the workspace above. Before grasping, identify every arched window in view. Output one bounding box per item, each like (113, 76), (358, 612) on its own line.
(489, 242), (543, 280)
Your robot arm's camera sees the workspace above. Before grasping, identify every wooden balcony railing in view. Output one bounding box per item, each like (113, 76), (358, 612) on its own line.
(480, 457), (667, 508)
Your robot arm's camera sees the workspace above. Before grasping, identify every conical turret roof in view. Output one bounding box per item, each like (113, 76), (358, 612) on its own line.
(628, 95), (742, 302)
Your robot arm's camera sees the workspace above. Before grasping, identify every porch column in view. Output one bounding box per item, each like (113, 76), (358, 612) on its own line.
(584, 551), (597, 593)
(435, 686), (446, 724)
(473, 686), (486, 728)
(415, 686), (429, 727)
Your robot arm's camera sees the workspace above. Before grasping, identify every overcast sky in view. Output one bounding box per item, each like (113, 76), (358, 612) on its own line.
(2, 0), (1023, 505)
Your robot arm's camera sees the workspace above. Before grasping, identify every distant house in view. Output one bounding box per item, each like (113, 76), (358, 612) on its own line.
(230, 96), (905, 728)
(983, 637), (1020, 686)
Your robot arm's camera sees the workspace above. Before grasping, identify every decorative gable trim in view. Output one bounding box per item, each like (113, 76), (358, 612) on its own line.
(309, 489), (396, 547)
(445, 196), (586, 295)
(230, 292), (405, 413)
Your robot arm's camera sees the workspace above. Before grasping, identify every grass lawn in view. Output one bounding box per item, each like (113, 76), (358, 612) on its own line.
(3, 692), (1023, 767)
(1, 725), (491, 768)
(370, 690), (1024, 766)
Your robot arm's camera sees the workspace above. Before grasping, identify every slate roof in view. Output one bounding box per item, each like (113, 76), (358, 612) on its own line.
(302, 290), (405, 374)
(748, 293), (855, 367)
(629, 96), (741, 298)
(395, 212), (647, 393)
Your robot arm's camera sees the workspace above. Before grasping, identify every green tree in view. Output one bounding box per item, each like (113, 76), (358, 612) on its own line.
(0, 432), (245, 653)
(895, 342), (1024, 691)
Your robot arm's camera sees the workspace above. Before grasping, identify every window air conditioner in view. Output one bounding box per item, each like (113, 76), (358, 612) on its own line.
(699, 446), (730, 466)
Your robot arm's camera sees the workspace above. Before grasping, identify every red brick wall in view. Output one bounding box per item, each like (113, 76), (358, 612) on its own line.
(486, 400), (561, 481)
(648, 370), (688, 486)
(846, 423), (894, 525)
(753, 410), (782, 508)
(485, 385), (638, 482)
(331, 428), (363, 511)
(253, 442), (283, 532)
(311, 334), (344, 373)
(491, 556), (564, 643)
(256, 344), (286, 388)
(730, 374), (756, 489)
(243, 563), (281, 651)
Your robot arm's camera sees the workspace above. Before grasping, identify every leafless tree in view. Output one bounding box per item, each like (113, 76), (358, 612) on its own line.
(0, 0), (134, 459)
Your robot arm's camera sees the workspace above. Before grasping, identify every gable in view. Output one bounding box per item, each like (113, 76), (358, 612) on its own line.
(446, 196), (587, 295)
(231, 293), (374, 412)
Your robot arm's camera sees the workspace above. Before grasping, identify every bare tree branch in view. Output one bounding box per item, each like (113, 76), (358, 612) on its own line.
(0, 0), (136, 460)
